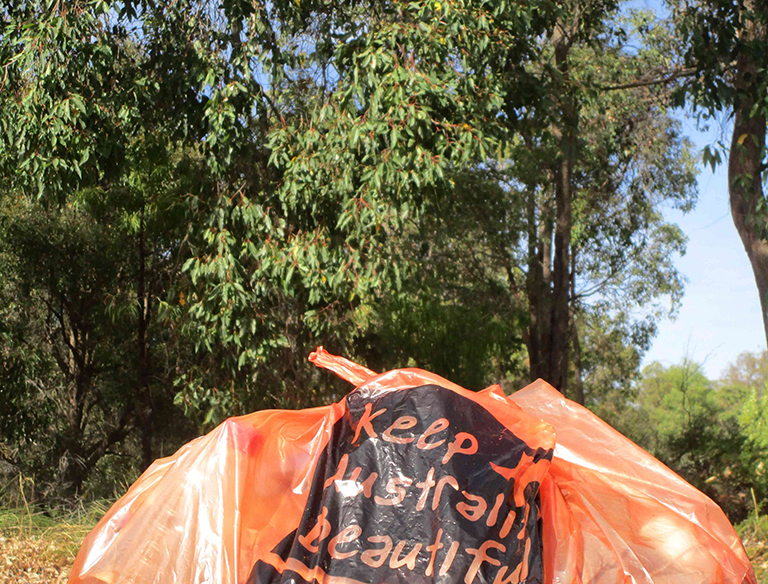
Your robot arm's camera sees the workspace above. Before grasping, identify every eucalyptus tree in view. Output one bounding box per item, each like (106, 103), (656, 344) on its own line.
(372, 7), (698, 402)
(0, 0), (560, 495)
(0, 0), (700, 507)
(674, 0), (768, 344)
(0, 196), (142, 496)
(154, 0), (561, 417)
(527, 6), (697, 398)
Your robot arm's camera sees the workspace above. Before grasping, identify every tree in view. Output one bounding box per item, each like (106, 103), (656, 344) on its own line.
(355, 170), (531, 390)
(382, 6), (696, 402)
(539, 7), (696, 399)
(625, 359), (763, 521)
(0, 174), (198, 497)
(720, 350), (768, 396)
(158, 0), (562, 418)
(0, 195), (137, 497)
(0, 0), (202, 488)
(0, 0), (562, 497)
(574, 310), (643, 413)
(593, 351), (768, 522)
(0, 0), (704, 502)
(674, 0), (768, 344)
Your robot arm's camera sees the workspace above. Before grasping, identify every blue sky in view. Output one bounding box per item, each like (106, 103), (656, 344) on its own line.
(641, 114), (766, 378)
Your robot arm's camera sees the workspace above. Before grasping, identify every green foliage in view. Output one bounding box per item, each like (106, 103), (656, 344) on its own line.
(421, 6), (699, 401)
(566, 10), (695, 327)
(348, 164), (530, 390)
(739, 358), (768, 490)
(0, 192), (189, 498)
(672, 1), (768, 347)
(722, 351), (768, 395)
(0, 0), (563, 492)
(742, 391), (768, 449)
(362, 289), (527, 391)
(604, 353), (768, 522)
(0, 0), (721, 507)
(673, 0), (768, 115)
(577, 310), (643, 414)
(157, 0), (562, 419)
(673, 0), (768, 217)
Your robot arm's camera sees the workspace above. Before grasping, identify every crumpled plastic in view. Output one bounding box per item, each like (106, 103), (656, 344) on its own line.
(69, 348), (756, 584)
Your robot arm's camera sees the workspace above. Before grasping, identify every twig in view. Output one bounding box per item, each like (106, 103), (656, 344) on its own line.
(600, 67), (697, 91)
(752, 487), (760, 524)
(19, 474), (33, 538)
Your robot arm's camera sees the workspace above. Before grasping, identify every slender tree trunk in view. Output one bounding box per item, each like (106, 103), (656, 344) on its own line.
(729, 5), (768, 346)
(570, 250), (584, 404)
(526, 186), (542, 378)
(571, 322), (584, 404)
(62, 394), (87, 496)
(548, 36), (577, 392)
(527, 187), (555, 381)
(55, 310), (91, 496)
(138, 203), (153, 470)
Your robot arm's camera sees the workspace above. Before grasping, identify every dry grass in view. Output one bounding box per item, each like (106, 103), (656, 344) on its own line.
(0, 502), (108, 584)
(1, 501), (767, 583)
(738, 512), (768, 583)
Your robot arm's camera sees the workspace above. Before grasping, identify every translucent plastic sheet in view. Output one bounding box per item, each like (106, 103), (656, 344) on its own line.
(69, 348), (756, 584)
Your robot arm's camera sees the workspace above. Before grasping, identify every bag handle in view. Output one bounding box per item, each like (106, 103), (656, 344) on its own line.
(308, 346), (378, 387)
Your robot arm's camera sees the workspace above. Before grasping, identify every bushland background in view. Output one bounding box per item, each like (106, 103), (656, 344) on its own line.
(2, 0), (768, 580)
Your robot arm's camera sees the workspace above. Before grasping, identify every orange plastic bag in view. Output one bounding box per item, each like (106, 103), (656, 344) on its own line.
(69, 348), (756, 584)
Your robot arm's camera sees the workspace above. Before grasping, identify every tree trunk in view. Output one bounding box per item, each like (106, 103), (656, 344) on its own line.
(60, 413), (87, 497)
(730, 111), (768, 344)
(525, 27), (577, 392)
(570, 252), (584, 405)
(138, 203), (153, 470)
(525, 187), (541, 377)
(526, 187), (554, 381)
(56, 309), (91, 497)
(571, 321), (585, 404)
(548, 35), (577, 392)
(729, 5), (768, 346)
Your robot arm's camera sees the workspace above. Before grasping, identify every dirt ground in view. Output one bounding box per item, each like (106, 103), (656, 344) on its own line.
(1, 527), (766, 583)
(0, 533), (70, 584)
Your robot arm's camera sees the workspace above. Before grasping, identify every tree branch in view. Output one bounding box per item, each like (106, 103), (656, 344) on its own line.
(600, 66), (697, 91)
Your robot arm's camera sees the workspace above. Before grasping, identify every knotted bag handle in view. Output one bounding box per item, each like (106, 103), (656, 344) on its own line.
(308, 346), (378, 387)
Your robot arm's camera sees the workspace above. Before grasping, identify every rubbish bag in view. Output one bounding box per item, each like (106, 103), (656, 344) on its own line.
(69, 348), (756, 584)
